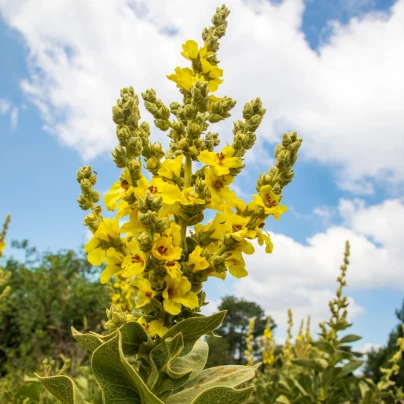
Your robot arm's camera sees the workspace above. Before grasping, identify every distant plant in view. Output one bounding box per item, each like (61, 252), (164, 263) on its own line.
(250, 241), (403, 404)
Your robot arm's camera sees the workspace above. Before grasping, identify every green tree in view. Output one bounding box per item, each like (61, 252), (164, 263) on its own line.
(207, 295), (276, 367)
(0, 240), (110, 376)
(364, 299), (404, 387)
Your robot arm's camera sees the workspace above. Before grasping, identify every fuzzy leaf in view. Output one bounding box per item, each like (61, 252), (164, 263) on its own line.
(313, 340), (334, 355)
(91, 331), (163, 404)
(169, 339), (209, 380)
(162, 311), (226, 355)
(190, 386), (254, 404)
(71, 327), (102, 353)
(165, 364), (259, 404)
(293, 359), (323, 372)
(120, 321), (149, 355)
(35, 374), (89, 404)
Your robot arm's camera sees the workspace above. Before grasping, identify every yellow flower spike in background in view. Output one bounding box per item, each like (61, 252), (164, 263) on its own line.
(198, 145), (242, 176)
(162, 275), (199, 315)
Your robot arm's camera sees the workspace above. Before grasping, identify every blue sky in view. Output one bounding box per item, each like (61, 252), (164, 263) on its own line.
(1, 0), (403, 351)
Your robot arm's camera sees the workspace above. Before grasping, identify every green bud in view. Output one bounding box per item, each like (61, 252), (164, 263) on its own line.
(233, 139), (243, 150)
(247, 114), (262, 131)
(91, 190), (100, 203)
(256, 206), (266, 218)
(184, 104), (196, 120)
(76, 166), (92, 182)
(160, 105), (170, 120)
(80, 179), (92, 194)
(148, 271), (165, 291)
(112, 146), (127, 168)
(172, 120), (185, 134)
(154, 119), (170, 131)
(212, 255), (227, 273)
(151, 196), (163, 211)
(154, 217), (169, 233)
(116, 125), (131, 146)
(188, 123), (202, 139)
(144, 101), (158, 115)
(138, 198), (148, 213)
(112, 106), (125, 124)
(137, 231), (153, 251)
(243, 102), (253, 120)
(77, 195), (91, 210)
(127, 137), (143, 157)
(146, 156), (159, 172)
(140, 121), (150, 136)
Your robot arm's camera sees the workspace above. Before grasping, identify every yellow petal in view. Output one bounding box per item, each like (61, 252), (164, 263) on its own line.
(163, 299), (182, 315)
(174, 291), (199, 309)
(100, 264), (121, 284)
(84, 237), (100, 252)
(87, 247), (105, 266)
(198, 150), (219, 167)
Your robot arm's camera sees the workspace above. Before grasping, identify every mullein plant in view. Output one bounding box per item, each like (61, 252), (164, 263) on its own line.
(0, 214), (11, 303)
(252, 242), (404, 404)
(245, 317), (256, 366)
(36, 5), (302, 404)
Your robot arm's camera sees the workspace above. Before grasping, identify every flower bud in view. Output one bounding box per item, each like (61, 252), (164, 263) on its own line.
(144, 101), (158, 115)
(151, 196), (163, 211)
(172, 119), (185, 134)
(160, 105), (170, 120)
(184, 104), (196, 120)
(91, 190), (100, 203)
(116, 125), (131, 146)
(127, 137), (143, 157)
(112, 106), (125, 124)
(146, 156), (159, 171)
(154, 217), (169, 233)
(243, 102), (253, 120)
(80, 179), (93, 194)
(138, 198), (148, 213)
(77, 195), (91, 210)
(76, 166), (92, 182)
(212, 255), (227, 273)
(112, 146), (127, 168)
(137, 231), (153, 251)
(148, 271), (165, 291)
(154, 119), (170, 131)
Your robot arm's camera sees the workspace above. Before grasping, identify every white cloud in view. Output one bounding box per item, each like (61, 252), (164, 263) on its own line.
(0, 0), (403, 192)
(10, 107), (18, 129)
(0, 99), (11, 114)
(232, 197), (404, 334)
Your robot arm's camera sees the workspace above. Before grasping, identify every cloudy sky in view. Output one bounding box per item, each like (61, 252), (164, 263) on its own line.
(1, 0), (403, 351)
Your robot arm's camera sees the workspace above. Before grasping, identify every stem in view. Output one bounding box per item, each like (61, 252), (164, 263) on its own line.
(179, 155), (192, 248)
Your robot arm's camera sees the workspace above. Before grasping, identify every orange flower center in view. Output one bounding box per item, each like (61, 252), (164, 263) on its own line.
(232, 224), (243, 232)
(149, 185), (158, 194)
(168, 287), (175, 299)
(145, 291), (153, 298)
(214, 180), (224, 189)
(258, 222), (265, 229)
(121, 180), (129, 190)
(131, 254), (144, 264)
(265, 195), (277, 208)
(166, 261), (176, 267)
(217, 152), (225, 163)
(157, 246), (168, 255)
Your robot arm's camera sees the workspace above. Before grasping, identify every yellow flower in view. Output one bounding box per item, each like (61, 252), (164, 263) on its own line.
(252, 185), (288, 219)
(163, 260), (182, 279)
(198, 146), (242, 176)
(84, 218), (120, 266)
(120, 207), (144, 235)
(133, 176), (181, 206)
(189, 246), (209, 272)
(205, 168), (236, 207)
(225, 241), (254, 278)
(194, 212), (226, 242)
(121, 240), (147, 278)
(200, 58), (223, 79)
(104, 168), (134, 211)
(157, 155), (183, 180)
(181, 40), (200, 60)
(180, 187), (205, 206)
(162, 275), (199, 315)
(200, 76), (223, 93)
(137, 316), (168, 338)
(0, 241), (6, 257)
(224, 210), (252, 241)
(167, 67), (198, 92)
(100, 248), (124, 284)
(152, 234), (182, 262)
(256, 225), (274, 254)
(133, 278), (157, 307)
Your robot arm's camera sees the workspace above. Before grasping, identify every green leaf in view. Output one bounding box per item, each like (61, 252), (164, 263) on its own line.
(339, 360), (364, 377)
(313, 340), (334, 355)
(35, 374), (89, 404)
(292, 359), (323, 372)
(339, 334), (362, 345)
(91, 330), (163, 404)
(71, 327), (102, 353)
(120, 321), (149, 355)
(190, 386), (254, 404)
(165, 364), (259, 404)
(162, 311), (226, 355)
(169, 339), (208, 380)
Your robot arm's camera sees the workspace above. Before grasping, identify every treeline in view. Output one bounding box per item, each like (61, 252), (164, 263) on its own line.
(0, 241), (403, 402)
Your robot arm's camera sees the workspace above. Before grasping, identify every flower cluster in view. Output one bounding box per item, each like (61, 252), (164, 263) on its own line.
(260, 317), (276, 367)
(76, 5), (302, 336)
(245, 317), (256, 366)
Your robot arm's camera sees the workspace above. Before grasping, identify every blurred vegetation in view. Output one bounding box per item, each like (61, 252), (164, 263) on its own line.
(0, 240), (109, 403)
